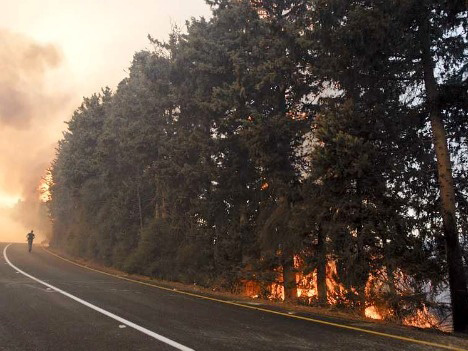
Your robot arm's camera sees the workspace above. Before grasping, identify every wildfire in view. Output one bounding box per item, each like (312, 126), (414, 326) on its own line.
(402, 305), (439, 329)
(295, 259), (347, 304)
(365, 306), (383, 320)
(242, 255), (441, 330)
(243, 280), (261, 298)
(38, 170), (52, 202)
(253, 257), (348, 304)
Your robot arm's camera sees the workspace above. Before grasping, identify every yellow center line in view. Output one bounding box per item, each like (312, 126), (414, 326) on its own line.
(41, 246), (467, 351)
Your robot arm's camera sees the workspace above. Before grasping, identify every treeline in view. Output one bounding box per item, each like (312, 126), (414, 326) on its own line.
(48, 0), (468, 331)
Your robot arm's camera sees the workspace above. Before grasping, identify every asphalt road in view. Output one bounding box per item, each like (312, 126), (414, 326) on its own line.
(1, 243), (467, 351)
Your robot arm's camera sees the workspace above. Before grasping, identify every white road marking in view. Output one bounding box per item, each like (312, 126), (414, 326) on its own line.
(3, 244), (194, 351)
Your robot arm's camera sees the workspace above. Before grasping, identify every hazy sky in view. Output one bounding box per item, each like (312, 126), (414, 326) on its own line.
(0, 0), (211, 241)
(1, 0), (212, 96)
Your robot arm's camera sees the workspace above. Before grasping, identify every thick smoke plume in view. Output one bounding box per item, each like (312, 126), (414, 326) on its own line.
(0, 29), (72, 243)
(0, 29), (61, 128)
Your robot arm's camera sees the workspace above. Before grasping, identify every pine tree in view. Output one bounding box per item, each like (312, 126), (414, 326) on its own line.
(309, 0), (468, 329)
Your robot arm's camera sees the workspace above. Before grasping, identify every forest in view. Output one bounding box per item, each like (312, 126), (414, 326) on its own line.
(47, 0), (468, 333)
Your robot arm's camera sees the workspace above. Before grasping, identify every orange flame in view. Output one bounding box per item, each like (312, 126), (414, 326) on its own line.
(243, 280), (261, 298)
(243, 255), (440, 330)
(365, 306), (383, 320)
(402, 305), (439, 329)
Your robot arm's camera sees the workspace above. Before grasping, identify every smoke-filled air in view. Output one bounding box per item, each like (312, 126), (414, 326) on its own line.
(0, 29), (70, 243)
(0, 0), (211, 243)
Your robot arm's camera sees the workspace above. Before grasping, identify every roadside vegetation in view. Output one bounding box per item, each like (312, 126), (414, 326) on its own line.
(47, 0), (468, 333)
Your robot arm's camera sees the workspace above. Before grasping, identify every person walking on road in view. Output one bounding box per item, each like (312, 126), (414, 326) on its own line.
(26, 230), (35, 252)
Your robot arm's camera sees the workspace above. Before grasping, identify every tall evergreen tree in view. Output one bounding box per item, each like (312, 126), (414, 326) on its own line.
(47, 0), (467, 331)
(310, 0), (467, 330)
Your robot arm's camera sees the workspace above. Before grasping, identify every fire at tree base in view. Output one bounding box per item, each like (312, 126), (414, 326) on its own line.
(242, 256), (451, 332)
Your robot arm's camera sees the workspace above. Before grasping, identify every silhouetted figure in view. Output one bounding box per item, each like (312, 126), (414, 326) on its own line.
(26, 230), (35, 253)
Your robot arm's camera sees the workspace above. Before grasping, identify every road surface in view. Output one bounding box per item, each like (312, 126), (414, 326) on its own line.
(0, 243), (466, 351)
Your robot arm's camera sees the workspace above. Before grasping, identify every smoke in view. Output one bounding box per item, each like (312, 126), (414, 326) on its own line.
(0, 29), (73, 243)
(0, 30), (62, 128)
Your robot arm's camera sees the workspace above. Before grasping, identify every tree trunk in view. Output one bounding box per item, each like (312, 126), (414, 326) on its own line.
(383, 231), (399, 319)
(240, 204), (251, 265)
(317, 225), (328, 305)
(136, 183), (143, 231)
(282, 251), (297, 302)
(355, 178), (367, 311)
(419, 15), (468, 333)
(161, 195), (168, 219)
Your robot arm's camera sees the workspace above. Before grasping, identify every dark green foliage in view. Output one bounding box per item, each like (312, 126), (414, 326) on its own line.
(48, 0), (467, 331)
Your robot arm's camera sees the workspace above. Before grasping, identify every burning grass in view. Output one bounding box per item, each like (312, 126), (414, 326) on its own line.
(242, 255), (445, 331)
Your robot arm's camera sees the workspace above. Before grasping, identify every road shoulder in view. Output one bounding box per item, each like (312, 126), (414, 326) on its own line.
(42, 245), (468, 351)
